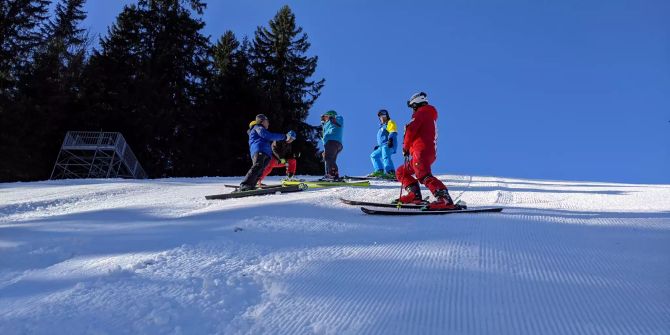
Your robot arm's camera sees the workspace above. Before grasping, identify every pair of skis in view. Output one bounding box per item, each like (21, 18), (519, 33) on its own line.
(339, 198), (503, 215)
(282, 179), (370, 188)
(343, 175), (396, 181)
(204, 183), (307, 200)
(205, 178), (370, 200)
(205, 184), (503, 216)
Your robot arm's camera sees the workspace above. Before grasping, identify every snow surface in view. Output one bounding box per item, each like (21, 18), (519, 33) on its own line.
(1, 175), (669, 335)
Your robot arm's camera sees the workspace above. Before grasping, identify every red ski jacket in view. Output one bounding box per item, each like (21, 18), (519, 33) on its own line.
(403, 104), (438, 157)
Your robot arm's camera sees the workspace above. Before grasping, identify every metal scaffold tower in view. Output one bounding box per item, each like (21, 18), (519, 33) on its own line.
(50, 131), (147, 180)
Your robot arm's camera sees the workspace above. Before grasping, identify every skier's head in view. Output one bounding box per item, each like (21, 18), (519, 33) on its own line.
(407, 92), (428, 110)
(255, 114), (270, 128)
(377, 109), (390, 122)
(321, 110), (337, 123)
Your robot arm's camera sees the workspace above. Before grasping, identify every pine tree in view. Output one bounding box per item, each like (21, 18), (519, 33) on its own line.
(15, 0), (91, 180)
(213, 31), (239, 76)
(0, 0), (51, 181)
(0, 0), (49, 100)
(37, 0), (88, 91)
(85, 0), (211, 177)
(251, 5), (325, 174)
(200, 31), (248, 176)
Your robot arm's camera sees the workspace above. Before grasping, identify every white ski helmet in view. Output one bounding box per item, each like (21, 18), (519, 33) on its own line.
(407, 92), (428, 109)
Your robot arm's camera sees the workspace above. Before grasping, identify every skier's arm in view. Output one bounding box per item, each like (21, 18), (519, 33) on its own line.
(326, 115), (344, 128)
(388, 131), (398, 148)
(403, 113), (426, 150)
(335, 116), (344, 127)
(271, 141), (282, 160)
(255, 126), (288, 142)
(387, 120), (398, 148)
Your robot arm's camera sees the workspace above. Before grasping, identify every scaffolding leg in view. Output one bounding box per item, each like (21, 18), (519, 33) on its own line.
(106, 150), (117, 178)
(87, 149), (99, 178)
(50, 150), (64, 180)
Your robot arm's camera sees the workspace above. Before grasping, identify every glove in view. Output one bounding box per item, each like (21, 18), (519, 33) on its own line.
(373, 145), (379, 150)
(280, 158), (287, 164)
(387, 138), (394, 148)
(329, 116), (341, 127)
(402, 148), (410, 157)
(286, 130), (297, 141)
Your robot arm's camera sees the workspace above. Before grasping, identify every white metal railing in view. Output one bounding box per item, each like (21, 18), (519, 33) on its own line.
(62, 131), (119, 148)
(117, 134), (147, 179)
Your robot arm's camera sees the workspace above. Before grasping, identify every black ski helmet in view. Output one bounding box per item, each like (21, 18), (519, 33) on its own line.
(377, 109), (390, 118)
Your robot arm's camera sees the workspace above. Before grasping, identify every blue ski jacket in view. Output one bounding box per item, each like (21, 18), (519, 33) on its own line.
(249, 125), (287, 157)
(322, 115), (344, 145)
(376, 119), (398, 152)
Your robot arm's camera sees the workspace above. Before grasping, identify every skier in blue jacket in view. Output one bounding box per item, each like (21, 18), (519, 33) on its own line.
(320, 110), (344, 180)
(240, 114), (296, 191)
(368, 109), (398, 179)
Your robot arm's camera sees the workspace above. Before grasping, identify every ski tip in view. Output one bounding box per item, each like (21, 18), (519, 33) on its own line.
(360, 206), (504, 215)
(360, 207), (374, 214)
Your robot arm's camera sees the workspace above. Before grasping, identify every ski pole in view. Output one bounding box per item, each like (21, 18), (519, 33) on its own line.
(453, 175), (473, 204)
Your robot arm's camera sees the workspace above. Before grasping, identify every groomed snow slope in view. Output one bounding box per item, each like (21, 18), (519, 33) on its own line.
(1, 175), (669, 335)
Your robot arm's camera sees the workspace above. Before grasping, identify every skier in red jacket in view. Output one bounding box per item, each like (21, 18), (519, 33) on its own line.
(257, 140), (298, 185)
(395, 92), (459, 210)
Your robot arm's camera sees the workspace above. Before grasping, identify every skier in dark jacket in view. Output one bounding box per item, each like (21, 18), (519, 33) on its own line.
(258, 140), (299, 184)
(239, 114), (296, 191)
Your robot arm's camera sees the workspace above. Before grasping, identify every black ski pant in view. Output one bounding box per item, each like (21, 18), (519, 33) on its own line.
(240, 152), (271, 190)
(323, 140), (343, 177)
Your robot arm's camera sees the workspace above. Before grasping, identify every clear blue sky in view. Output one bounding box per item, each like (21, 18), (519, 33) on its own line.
(84, 0), (670, 184)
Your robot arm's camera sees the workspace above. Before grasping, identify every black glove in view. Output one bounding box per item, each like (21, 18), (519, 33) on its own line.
(402, 148), (410, 157)
(373, 145), (379, 150)
(387, 138), (394, 148)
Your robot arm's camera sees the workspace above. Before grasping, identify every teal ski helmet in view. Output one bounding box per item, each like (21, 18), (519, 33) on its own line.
(322, 110), (337, 117)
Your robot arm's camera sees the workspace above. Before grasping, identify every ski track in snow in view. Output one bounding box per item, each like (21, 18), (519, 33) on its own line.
(0, 176), (669, 334)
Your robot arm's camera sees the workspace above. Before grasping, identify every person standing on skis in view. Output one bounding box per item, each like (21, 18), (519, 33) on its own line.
(257, 140), (299, 184)
(320, 110), (344, 181)
(239, 114), (296, 191)
(395, 92), (460, 210)
(368, 109), (398, 179)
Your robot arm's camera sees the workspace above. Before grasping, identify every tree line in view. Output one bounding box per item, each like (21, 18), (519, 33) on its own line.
(0, 0), (325, 181)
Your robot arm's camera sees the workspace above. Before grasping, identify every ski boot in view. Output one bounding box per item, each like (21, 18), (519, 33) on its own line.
(237, 184), (257, 192)
(381, 171), (396, 180)
(393, 183), (426, 205)
(318, 174), (343, 182)
(367, 170), (385, 178)
(425, 189), (460, 211)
